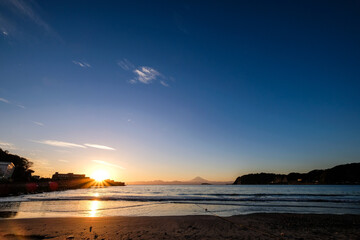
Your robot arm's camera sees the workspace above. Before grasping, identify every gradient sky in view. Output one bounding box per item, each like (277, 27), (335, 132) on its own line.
(0, 0), (360, 182)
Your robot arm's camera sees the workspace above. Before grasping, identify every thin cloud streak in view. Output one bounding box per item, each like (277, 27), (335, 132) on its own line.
(32, 121), (44, 126)
(160, 80), (169, 87)
(84, 143), (116, 151)
(128, 79), (137, 84)
(0, 141), (15, 150)
(0, 0), (60, 39)
(35, 140), (86, 148)
(72, 60), (91, 68)
(117, 58), (134, 70)
(0, 98), (10, 104)
(0, 14), (15, 37)
(92, 160), (125, 169)
(0, 97), (25, 108)
(7, 0), (52, 32)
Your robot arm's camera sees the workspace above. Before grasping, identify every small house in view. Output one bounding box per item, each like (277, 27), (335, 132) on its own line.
(0, 162), (15, 179)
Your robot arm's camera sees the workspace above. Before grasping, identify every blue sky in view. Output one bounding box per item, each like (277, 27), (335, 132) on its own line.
(0, 0), (360, 181)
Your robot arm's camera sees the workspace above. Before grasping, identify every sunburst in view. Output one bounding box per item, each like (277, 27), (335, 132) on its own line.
(91, 169), (109, 182)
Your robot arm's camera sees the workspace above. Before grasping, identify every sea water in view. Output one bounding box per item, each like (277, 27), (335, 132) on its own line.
(0, 185), (359, 218)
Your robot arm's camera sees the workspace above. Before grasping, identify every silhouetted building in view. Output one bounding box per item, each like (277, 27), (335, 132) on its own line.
(0, 162), (15, 179)
(31, 175), (40, 180)
(52, 172), (89, 180)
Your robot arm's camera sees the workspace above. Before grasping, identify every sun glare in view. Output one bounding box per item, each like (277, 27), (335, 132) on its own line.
(91, 169), (110, 182)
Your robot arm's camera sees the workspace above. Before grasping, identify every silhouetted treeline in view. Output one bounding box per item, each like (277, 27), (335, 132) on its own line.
(0, 148), (33, 182)
(233, 163), (360, 185)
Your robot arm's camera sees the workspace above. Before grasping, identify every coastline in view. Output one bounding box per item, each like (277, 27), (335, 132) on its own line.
(0, 213), (359, 239)
(0, 179), (125, 197)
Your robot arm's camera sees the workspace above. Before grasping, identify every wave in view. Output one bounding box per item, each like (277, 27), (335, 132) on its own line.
(6, 200), (359, 215)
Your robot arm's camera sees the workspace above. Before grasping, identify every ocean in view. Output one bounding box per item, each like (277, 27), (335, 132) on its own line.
(0, 185), (359, 218)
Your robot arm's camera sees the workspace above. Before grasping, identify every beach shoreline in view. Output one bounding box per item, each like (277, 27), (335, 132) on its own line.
(0, 213), (359, 239)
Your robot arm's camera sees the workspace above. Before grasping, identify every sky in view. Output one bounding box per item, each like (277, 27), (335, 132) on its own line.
(0, 0), (360, 182)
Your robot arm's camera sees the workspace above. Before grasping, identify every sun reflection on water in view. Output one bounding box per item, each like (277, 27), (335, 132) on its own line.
(89, 200), (99, 217)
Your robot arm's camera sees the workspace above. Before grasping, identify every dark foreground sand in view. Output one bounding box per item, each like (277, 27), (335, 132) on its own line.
(0, 214), (359, 240)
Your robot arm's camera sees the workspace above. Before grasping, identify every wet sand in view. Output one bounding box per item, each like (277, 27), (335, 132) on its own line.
(0, 213), (359, 239)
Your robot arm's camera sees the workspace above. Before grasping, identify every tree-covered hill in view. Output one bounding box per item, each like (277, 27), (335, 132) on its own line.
(234, 163), (360, 185)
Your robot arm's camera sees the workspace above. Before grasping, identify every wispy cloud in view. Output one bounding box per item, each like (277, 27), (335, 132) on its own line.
(134, 67), (161, 84)
(7, 0), (52, 31)
(58, 159), (69, 163)
(92, 160), (125, 169)
(128, 79), (137, 84)
(0, 0), (59, 39)
(117, 59), (170, 87)
(0, 14), (15, 37)
(84, 143), (116, 151)
(0, 98), (10, 104)
(32, 121), (44, 126)
(33, 140), (116, 151)
(160, 80), (169, 87)
(35, 159), (49, 165)
(0, 97), (25, 108)
(72, 60), (91, 68)
(34, 140), (86, 148)
(131, 66), (170, 87)
(117, 59), (134, 71)
(0, 141), (16, 150)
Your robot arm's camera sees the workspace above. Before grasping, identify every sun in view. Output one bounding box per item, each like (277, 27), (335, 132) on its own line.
(91, 169), (110, 182)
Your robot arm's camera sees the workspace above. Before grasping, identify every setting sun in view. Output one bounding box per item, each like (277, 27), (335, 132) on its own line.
(91, 170), (110, 182)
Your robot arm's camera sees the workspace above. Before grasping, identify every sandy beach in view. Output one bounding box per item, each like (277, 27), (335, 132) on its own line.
(0, 213), (359, 240)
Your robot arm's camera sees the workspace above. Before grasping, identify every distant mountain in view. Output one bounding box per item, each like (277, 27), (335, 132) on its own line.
(233, 163), (360, 185)
(127, 177), (232, 185)
(190, 176), (209, 183)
